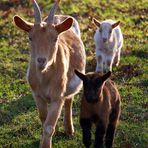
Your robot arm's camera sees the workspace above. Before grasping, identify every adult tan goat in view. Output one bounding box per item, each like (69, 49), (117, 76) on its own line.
(13, 0), (86, 147)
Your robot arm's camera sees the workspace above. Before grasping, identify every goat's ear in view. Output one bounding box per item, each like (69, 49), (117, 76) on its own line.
(112, 21), (120, 28)
(93, 18), (101, 28)
(13, 15), (33, 32)
(101, 71), (111, 82)
(55, 17), (73, 34)
(74, 69), (86, 81)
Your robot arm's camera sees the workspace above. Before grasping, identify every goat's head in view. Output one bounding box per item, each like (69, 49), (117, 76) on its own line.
(13, 0), (73, 72)
(75, 70), (111, 103)
(93, 18), (120, 43)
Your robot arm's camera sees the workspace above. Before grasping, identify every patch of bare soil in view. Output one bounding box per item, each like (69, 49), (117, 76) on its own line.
(0, 0), (30, 11)
(113, 63), (143, 82)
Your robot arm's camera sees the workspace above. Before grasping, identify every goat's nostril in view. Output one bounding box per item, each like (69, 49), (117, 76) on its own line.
(37, 58), (46, 64)
(103, 38), (107, 42)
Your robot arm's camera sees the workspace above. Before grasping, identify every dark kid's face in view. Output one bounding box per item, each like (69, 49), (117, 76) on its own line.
(83, 75), (103, 103)
(74, 70), (111, 104)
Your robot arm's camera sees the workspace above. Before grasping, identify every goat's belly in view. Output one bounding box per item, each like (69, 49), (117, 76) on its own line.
(65, 74), (82, 97)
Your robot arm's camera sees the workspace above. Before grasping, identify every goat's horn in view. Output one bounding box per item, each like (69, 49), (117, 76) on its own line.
(32, 0), (42, 24)
(47, 0), (60, 24)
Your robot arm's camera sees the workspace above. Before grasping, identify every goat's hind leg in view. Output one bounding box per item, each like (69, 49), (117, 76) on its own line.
(114, 47), (121, 67)
(80, 118), (92, 148)
(64, 97), (74, 136)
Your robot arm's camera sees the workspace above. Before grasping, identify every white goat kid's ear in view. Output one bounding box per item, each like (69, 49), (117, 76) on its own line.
(74, 69), (86, 81)
(112, 21), (120, 28)
(101, 71), (111, 82)
(13, 15), (33, 32)
(93, 18), (101, 27)
(55, 17), (73, 34)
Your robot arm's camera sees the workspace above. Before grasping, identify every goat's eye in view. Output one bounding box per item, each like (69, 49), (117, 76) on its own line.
(29, 37), (32, 41)
(99, 28), (102, 33)
(109, 29), (112, 34)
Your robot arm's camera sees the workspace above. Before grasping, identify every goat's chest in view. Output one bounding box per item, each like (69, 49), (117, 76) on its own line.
(96, 42), (117, 56)
(27, 70), (53, 101)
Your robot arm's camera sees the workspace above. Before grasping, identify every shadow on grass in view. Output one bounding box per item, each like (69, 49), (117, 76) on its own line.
(0, 1), (30, 11)
(0, 94), (35, 125)
(132, 50), (148, 59)
(22, 140), (40, 148)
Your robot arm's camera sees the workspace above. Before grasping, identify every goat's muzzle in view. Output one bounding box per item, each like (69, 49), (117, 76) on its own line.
(86, 97), (99, 104)
(36, 57), (47, 69)
(103, 38), (107, 43)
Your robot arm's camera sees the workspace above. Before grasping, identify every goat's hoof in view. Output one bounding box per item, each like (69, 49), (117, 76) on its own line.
(116, 63), (119, 66)
(64, 129), (74, 136)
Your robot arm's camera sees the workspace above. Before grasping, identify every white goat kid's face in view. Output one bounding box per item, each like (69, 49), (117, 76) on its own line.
(93, 18), (120, 43)
(99, 23), (112, 43)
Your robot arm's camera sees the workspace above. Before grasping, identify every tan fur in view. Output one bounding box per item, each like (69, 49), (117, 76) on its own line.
(14, 14), (86, 148)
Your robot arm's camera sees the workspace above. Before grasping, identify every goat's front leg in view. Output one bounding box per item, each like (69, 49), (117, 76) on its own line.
(106, 56), (114, 72)
(40, 99), (64, 148)
(33, 94), (48, 124)
(64, 98), (74, 135)
(80, 118), (92, 148)
(94, 120), (106, 148)
(96, 55), (103, 72)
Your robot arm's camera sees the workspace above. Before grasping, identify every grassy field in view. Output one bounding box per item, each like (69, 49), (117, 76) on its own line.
(0, 0), (147, 147)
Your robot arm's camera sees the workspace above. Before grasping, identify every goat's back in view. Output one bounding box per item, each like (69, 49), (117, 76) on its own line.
(44, 15), (80, 37)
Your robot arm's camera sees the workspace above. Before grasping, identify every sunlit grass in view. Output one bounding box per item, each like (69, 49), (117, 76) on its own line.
(0, 0), (147, 147)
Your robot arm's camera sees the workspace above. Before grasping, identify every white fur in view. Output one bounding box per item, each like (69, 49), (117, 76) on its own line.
(94, 19), (123, 72)
(54, 15), (81, 38)
(71, 18), (81, 38)
(65, 74), (82, 97)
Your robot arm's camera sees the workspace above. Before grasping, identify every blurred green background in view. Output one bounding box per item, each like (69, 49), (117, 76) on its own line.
(0, 0), (147, 147)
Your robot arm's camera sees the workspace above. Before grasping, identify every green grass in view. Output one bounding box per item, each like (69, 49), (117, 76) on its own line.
(0, 0), (147, 147)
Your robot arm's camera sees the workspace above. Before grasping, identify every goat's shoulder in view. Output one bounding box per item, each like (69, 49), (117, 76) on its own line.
(104, 79), (120, 106)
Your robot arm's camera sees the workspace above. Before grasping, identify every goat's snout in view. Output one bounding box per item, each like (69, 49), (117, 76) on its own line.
(103, 38), (107, 43)
(37, 57), (46, 64)
(37, 57), (46, 67)
(85, 95), (99, 104)
(86, 98), (98, 104)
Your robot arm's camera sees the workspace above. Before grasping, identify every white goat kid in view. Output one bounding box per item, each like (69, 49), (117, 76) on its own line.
(93, 18), (123, 72)
(13, 0), (86, 148)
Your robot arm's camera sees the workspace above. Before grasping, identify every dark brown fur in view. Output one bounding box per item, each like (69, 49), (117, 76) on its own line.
(75, 70), (121, 148)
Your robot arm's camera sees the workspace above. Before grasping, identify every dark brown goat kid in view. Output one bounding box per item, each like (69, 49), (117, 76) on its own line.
(75, 70), (121, 148)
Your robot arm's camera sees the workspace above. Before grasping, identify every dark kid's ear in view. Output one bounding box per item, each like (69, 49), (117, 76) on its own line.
(13, 15), (33, 32)
(55, 17), (73, 34)
(101, 71), (111, 82)
(93, 18), (101, 28)
(74, 69), (87, 81)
